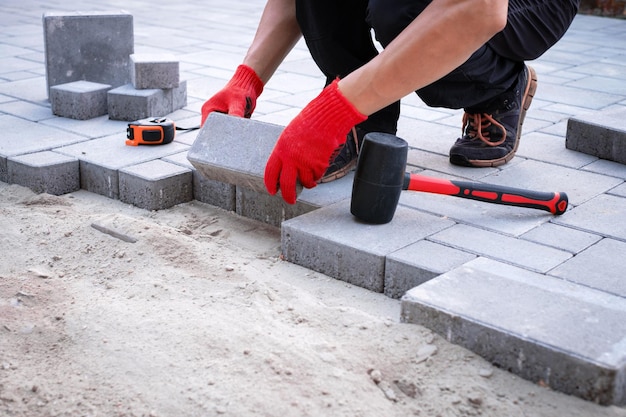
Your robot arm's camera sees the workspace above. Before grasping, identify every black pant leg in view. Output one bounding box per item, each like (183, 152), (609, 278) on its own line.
(295, 0), (400, 133)
(367, 0), (580, 109)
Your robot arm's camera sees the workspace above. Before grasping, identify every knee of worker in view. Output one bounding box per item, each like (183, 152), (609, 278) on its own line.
(367, 0), (429, 47)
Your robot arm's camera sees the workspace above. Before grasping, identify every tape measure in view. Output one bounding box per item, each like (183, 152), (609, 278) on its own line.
(126, 117), (176, 146)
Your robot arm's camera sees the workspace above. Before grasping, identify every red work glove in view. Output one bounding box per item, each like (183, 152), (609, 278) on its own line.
(264, 79), (367, 204)
(200, 64), (264, 125)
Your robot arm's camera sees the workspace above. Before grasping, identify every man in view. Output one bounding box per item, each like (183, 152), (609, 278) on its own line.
(201, 0), (580, 204)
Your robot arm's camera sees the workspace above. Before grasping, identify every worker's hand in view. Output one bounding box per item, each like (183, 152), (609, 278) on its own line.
(200, 65), (264, 125)
(264, 79), (367, 204)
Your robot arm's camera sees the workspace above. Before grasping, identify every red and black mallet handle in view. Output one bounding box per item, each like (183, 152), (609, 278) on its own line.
(403, 173), (569, 215)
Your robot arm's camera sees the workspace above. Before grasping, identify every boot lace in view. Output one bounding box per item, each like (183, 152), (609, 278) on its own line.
(462, 112), (507, 147)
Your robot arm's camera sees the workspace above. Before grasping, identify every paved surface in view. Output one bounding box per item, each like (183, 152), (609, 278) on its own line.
(2, 0), (626, 406)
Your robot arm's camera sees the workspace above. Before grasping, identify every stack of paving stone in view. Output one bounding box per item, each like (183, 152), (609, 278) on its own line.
(44, 11), (186, 121)
(107, 53), (187, 121)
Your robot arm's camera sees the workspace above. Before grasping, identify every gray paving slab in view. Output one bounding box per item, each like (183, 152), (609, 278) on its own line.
(428, 223), (572, 273)
(50, 81), (112, 120)
(519, 222), (602, 254)
(549, 238), (626, 297)
(43, 11), (133, 97)
(54, 134), (188, 199)
(7, 151), (79, 196)
(282, 199), (455, 292)
(401, 257), (626, 406)
(187, 112), (303, 199)
(162, 151), (236, 211)
(119, 159), (193, 211)
(384, 240), (476, 299)
(555, 193), (626, 241)
(131, 53), (180, 90)
(566, 107), (626, 164)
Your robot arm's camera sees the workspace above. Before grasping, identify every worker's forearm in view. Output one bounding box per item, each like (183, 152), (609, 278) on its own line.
(339, 0), (508, 115)
(243, 0), (302, 84)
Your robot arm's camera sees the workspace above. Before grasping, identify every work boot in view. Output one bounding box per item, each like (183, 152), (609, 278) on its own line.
(319, 126), (363, 183)
(449, 65), (537, 167)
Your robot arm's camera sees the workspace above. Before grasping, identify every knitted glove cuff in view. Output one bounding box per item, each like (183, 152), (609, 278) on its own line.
(231, 64), (264, 98)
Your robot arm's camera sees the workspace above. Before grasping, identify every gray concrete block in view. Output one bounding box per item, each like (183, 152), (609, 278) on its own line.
(53, 133), (189, 199)
(401, 257), (626, 406)
(162, 151), (236, 211)
(384, 241), (476, 299)
(520, 222), (601, 254)
(50, 81), (111, 120)
(131, 53), (179, 89)
(549, 238), (626, 297)
(107, 84), (170, 121)
(281, 199), (455, 292)
(236, 187), (316, 228)
(119, 159), (192, 211)
(566, 108), (626, 165)
(555, 193), (626, 241)
(429, 224), (572, 273)
(187, 113), (301, 200)
(7, 151), (79, 195)
(235, 173), (354, 227)
(43, 11), (133, 97)
(107, 82), (187, 121)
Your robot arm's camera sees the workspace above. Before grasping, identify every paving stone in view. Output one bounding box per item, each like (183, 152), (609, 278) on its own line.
(566, 107), (626, 164)
(549, 238), (626, 297)
(7, 151), (79, 195)
(131, 53), (180, 89)
(43, 11), (133, 97)
(520, 222), (601, 254)
(187, 112), (303, 200)
(119, 159), (192, 210)
(236, 187), (316, 228)
(107, 81), (188, 121)
(401, 257), (626, 406)
(50, 81), (112, 120)
(428, 223), (571, 273)
(282, 199), (455, 292)
(162, 151), (235, 211)
(0, 115), (86, 182)
(516, 131), (598, 169)
(555, 193), (626, 241)
(53, 134), (188, 199)
(384, 240), (476, 299)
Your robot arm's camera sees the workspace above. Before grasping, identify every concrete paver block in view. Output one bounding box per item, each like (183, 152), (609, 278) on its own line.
(566, 108), (626, 165)
(429, 223), (572, 273)
(555, 193), (626, 241)
(53, 133), (189, 199)
(385, 240), (476, 299)
(107, 84), (169, 121)
(281, 199), (455, 292)
(131, 53), (179, 89)
(401, 257), (626, 406)
(43, 11), (133, 97)
(7, 151), (79, 195)
(549, 238), (626, 297)
(50, 81), (111, 120)
(236, 186), (316, 228)
(187, 113), (301, 201)
(162, 151), (236, 211)
(107, 81), (187, 121)
(119, 159), (192, 210)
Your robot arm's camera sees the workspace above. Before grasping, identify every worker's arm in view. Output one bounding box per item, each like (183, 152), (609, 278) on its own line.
(242, 0), (302, 83)
(338, 0), (509, 115)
